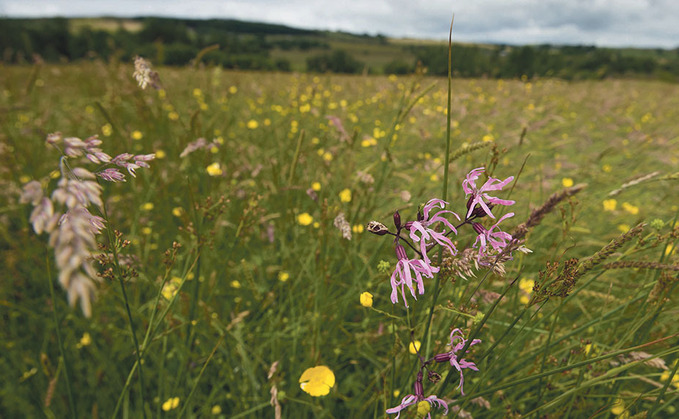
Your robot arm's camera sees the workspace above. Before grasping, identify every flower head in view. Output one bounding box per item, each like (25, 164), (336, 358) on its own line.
(408, 198), (460, 265)
(434, 328), (481, 395)
(472, 212), (514, 263)
(390, 244), (438, 308)
(299, 366), (335, 396)
(387, 371), (448, 419)
(462, 167), (515, 219)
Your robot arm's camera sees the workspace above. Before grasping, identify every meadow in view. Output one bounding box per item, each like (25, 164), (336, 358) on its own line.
(1, 59), (679, 418)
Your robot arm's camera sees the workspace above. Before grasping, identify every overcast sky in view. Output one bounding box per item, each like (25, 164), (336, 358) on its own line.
(2, 0), (678, 49)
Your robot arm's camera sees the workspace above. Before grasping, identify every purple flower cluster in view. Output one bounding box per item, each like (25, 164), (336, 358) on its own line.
(368, 167), (517, 308)
(386, 327), (482, 418)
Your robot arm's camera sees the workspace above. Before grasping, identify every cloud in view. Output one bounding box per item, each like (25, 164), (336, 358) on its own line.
(1, 0), (678, 48)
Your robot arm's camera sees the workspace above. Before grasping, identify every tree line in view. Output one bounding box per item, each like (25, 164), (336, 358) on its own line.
(1, 17), (678, 81)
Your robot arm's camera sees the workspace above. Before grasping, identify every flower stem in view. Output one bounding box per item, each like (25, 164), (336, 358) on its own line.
(423, 14), (455, 358)
(46, 254), (78, 419)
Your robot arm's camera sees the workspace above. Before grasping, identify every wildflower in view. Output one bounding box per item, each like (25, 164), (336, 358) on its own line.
(352, 224), (364, 234)
(408, 198), (459, 265)
(206, 162), (223, 177)
(278, 271), (290, 282)
(311, 181), (321, 191)
(299, 366), (335, 396)
(409, 340), (421, 354)
(172, 207), (183, 217)
(472, 213), (514, 262)
(297, 213), (313, 226)
(141, 202), (154, 211)
(131, 130), (143, 140)
(603, 199), (617, 211)
(622, 202), (639, 215)
(562, 177), (574, 188)
(247, 119), (259, 129)
(433, 328), (481, 395)
(360, 292), (373, 307)
(610, 398), (626, 416)
(211, 405), (222, 415)
(76, 332), (92, 349)
(462, 167), (515, 219)
(519, 277), (534, 304)
(161, 397), (180, 411)
(390, 244), (437, 308)
(387, 372), (448, 419)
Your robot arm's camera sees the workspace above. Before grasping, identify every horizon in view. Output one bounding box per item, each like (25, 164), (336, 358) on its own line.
(1, 0), (678, 50)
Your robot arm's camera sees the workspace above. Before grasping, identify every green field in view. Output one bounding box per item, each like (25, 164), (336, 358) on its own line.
(1, 61), (679, 417)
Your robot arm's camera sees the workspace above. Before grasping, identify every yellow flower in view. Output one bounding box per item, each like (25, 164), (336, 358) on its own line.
(610, 398), (626, 416)
(617, 224), (630, 233)
(19, 175), (31, 184)
(162, 397), (180, 411)
(141, 227), (152, 235)
(141, 202), (154, 211)
(339, 189), (352, 203)
(361, 137), (377, 147)
(155, 149), (166, 159)
(229, 85), (238, 94)
(230, 280), (241, 289)
(162, 277), (182, 300)
(622, 202), (639, 215)
(322, 152), (333, 162)
(417, 400), (432, 417)
(359, 292), (373, 307)
(206, 162), (223, 176)
(247, 119), (259, 129)
(297, 213), (313, 226)
(311, 182), (321, 191)
(409, 340), (421, 354)
(482, 133), (494, 142)
(602, 164), (612, 173)
(172, 207), (183, 217)
(278, 271), (290, 282)
(193, 88), (203, 98)
(603, 199), (617, 211)
(352, 224), (364, 234)
(76, 332), (92, 349)
(168, 111), (179, 121)
(101, 123), (113, 137)
(430, 174), (439, 182)
(132, 130), (143, 140)
(519, 278), (534, 293)
(299, 366), (335, 396)
(562, 178), (574, 188)
(211, 405), (222, 415)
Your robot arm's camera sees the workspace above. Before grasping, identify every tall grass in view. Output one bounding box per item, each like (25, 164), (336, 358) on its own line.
(1, 57), (679, 418)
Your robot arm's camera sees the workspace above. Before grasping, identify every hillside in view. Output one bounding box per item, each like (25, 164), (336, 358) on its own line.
(1, 16), (678, 81)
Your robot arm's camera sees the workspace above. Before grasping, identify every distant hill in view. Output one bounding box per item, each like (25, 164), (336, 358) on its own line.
(1, 16), (678, 81)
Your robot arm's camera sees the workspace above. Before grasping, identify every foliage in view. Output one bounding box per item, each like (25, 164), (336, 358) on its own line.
(1, 59), (679, 418)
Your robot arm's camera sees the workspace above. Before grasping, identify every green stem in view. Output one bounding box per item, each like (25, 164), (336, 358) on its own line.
(101, 202), (146, 419)
(423, 13), (456, 360)
(46, 255), (78, 419)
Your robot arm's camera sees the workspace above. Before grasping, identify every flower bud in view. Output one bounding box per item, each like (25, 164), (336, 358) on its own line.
(434, 352), (452, 363)
(366, 221), (389, 236)
(393, 211), (402, 229)
(472, 222), (486, 235)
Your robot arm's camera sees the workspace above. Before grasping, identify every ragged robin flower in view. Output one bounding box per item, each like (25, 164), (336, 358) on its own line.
(462, 166), (515, 219)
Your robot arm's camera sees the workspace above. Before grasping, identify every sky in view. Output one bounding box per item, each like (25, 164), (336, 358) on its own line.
(2, 0), (679, 49)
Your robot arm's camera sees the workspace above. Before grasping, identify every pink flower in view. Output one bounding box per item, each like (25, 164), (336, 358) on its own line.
(408, 198), (459, 265)
(434, 328), (481, 395)
(390, 244), (438, 308)
(472, 213), (514, 263)
(462, 167), (515, 219)
(386, 394), (448, 419)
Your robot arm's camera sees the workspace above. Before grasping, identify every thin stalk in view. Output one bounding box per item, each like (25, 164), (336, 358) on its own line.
(423, 14), (455, 359)
(101, 203), (146, 419)
(176, 335), (224, 417)
(46, 255), (77, 419)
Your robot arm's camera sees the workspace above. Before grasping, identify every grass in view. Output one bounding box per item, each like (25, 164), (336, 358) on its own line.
(1, 60), (679, 418)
